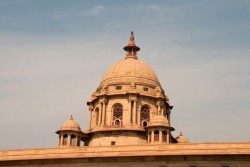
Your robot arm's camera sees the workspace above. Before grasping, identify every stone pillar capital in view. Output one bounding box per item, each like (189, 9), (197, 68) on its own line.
(99, 98), (108, 104)
(128, 98), (137, 102)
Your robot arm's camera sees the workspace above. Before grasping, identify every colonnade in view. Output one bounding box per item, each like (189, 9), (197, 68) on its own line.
(88, 100), (107, 129)
(58, 133), (80, 147)
(148, 129), (170, 144)
(88, 98), (171, 129)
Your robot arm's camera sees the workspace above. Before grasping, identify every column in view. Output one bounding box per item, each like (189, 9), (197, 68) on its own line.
(128, 99), (132, 124)
(59, 135), (63, 147)
(76, 136), (78, 146)
(88, 107), (93, 129)
(161, 106), (164, 116)
(132, 100), (137, 124)
(67, 134), (71, 147)
(137, 108), (140, 126)
(157, 105), (160, 115)
(167, 131), (170, 143)
(102, 102), (106, 126)
(151, 130), (154, 143)
(168, 112), (171, 124)
(98, 103), (102, 126)
(159, 130), (162, 143)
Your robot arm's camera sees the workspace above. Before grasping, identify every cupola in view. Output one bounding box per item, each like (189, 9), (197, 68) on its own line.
(56, 116), (85, 147)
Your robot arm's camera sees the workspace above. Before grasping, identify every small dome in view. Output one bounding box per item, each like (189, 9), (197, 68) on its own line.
(60, 116), (81, 131)
(176, 132), (190, 144)
(100, 58), (160, 87)
(149, 115), (169, 127)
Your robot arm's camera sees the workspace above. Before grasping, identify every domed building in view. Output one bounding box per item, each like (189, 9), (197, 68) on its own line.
(1, 32), (249, 167)
(84, 32), (177, 146)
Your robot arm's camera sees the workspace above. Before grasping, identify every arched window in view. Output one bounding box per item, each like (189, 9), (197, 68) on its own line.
(115, 120), (120, 126)
(113, 104), (123, 126)
(140, 105), (150, 126)
(95, 108), (99, 125)
(154, 130), (159, 141)
(70, 134), (76, 146)
(162, 131), (167, 142)
(62, 134), (68, 146)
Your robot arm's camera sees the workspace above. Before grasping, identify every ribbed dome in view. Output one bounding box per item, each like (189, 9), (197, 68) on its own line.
(149, 115), (169, 127)
(100, 58), (160, 87)
(176, 132), (190, 144)
(60, 116), (81, 131)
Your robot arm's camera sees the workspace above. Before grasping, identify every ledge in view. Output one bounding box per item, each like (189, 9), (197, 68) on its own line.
(1, 142), (250, 161)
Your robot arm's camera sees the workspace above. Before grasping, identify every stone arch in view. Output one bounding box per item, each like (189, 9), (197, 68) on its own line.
(112, 103), (123, 126)
(62, 134), (68, 146)
(154, 130), (159, 142)
(162, 130), (167, 142)
(140, 104), (150, 126)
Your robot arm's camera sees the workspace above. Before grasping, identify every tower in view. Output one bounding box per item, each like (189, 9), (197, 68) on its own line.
(85, 32), (176, 146)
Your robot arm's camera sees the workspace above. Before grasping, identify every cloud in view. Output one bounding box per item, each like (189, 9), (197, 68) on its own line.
(52, 14), (60, 21)
(85, 5), (104, 16)
(149, 5), (160, 13)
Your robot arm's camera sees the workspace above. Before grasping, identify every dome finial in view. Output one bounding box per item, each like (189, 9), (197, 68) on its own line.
(130, 31), (134, 42)
(70, 115), (73, 120)
(123, 31), (140, 59)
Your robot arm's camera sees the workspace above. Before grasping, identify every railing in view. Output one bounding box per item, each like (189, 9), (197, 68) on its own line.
(162, 135), (167, 142)
(154, 134), (159, 141)
(104, 125), (125, 128)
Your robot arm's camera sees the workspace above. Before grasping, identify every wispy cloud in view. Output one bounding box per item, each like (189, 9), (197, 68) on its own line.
(149, 5), (161, 13)
(85, 5), (104, 16)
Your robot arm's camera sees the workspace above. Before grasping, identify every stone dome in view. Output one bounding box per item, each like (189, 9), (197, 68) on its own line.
(149, 115), (170, 127)
(60, 116), (81, 131)
(100, 58), (161, 87)
(176, 132), (190, 144)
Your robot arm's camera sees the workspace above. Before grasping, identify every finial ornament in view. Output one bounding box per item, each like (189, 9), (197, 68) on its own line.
(70, 115), (73, 120)
(123, 31), (140, 59)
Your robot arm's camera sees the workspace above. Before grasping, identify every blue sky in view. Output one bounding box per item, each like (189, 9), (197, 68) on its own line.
(0, 0), (250, 149)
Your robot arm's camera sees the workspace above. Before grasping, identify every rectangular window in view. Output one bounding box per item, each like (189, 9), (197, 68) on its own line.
(116, 86), (122, 90)
(111, 141), (115, 145)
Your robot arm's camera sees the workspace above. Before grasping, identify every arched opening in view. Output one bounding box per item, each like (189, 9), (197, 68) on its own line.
(162, 131), (167, 142)
(95, 108), (99, 125)
(140, 105), (150, 126)
(112, 104), (123, 126)
(62, 134), (68, 146)
(77, 138), (80, 146)
(149, 131), (152, 143)
(70, 134), (76, 146)
(154, 130), (159, 142)
(115, 120), (120, 126)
